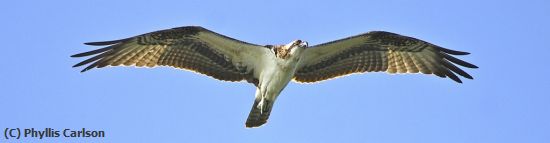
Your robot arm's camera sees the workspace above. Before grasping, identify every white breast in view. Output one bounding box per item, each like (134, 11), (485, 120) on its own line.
(255, 53), (300, 100)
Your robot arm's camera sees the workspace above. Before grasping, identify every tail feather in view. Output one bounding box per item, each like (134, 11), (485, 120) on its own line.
(245, 98), (274, 128)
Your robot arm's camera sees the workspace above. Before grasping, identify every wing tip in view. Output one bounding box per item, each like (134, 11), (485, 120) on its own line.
(84, 38), (131, 46)
(84, 41), (115, 46)
(438, 47), (471, 55)
(441, 53), (478, 69)
(80, 67), (92, 72)
(71, 47), (113, 58)
(447, 74), (463, 83)
(72, 48), (113, 72)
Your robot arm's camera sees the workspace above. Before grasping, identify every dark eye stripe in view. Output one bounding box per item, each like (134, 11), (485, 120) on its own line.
(292, 40), (302, 46)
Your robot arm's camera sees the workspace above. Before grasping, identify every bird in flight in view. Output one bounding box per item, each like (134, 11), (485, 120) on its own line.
(72, 26), (477, 128)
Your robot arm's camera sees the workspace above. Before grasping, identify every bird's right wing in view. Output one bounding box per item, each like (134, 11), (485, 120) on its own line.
(72, 26), (270, 82)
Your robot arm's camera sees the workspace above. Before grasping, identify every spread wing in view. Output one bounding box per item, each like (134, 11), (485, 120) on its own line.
(295, 31), (478, 83)
(72, 26), (269, 82)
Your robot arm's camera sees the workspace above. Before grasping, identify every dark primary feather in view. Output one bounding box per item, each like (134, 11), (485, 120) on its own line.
(440, 53), (478, 68)
(83, 38), (130, 46)
(437, 47), (471, 55)
(295, 31), (477, 83)
(72, 50), (113, 68)
(70, 46), (114, 57)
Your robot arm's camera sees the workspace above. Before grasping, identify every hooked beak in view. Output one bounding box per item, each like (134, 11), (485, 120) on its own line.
(299, 41), (308, 48)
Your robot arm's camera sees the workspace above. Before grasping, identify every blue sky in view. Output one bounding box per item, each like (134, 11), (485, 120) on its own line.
(1, 0), (549, 142)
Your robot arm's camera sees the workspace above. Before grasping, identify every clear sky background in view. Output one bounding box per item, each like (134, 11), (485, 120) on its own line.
(1, 0), (549, 142)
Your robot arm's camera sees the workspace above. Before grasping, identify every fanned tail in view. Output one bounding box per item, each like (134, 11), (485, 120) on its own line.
(245, 98), (274, 128)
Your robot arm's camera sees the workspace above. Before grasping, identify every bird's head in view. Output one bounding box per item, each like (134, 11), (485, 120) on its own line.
(273, 40), (308, 59)
(285, 39), (308, 54)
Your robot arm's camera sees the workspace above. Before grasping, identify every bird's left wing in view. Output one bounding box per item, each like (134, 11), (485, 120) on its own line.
(295, 31), (478, 83)
(72, 26), (269, 82)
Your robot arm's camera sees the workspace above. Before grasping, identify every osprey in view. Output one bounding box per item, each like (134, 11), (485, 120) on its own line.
(72, 26), (477, 128)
